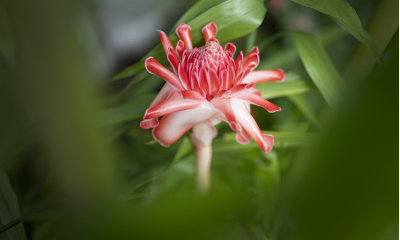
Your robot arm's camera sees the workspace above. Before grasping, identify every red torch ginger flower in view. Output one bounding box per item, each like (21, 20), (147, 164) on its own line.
(140, 22), (285, 153)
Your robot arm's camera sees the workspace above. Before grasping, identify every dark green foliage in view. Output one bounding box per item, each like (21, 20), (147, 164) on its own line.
(0, 0), (397, 239)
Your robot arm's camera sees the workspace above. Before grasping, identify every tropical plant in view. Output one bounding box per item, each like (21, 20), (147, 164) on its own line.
(0, 0), (398, 239)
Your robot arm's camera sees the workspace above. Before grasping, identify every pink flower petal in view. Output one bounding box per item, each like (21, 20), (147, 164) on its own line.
(181, 50), (188, 72)
(224, 43), (236, 56)
(191, 68), (206, 97)
(145, 57), (183, 91)
(158, 30), (174, 55)
(202, 22), (218, 43)
(181, 90), (208, 102)
(242, 69), (286, 84)
(224, 83), (254, 97)
(208, 68), (220, 97)
(176, 40), (185, 60)
(219, 69), (229, 91)
(235, 128), (251, 145)
(176, 23), (193, 53)
(199, 67), (211, 96)
(227, 64), (235, 89)
(241, 54), (259, 71)
(144, 90), (202, 119)
(167, 47), (180, 75)
(235, 67), (252, 85)
(234, 90), (281, 113)
(231, 98), (274, 153)
(140, 83), (173, 129)
(211, 98), (241, 132)
(178, 65), (191, 90)
(243, 46), (259, 64)
(140, 118), (159, 129)
(152, 107), (217, 146)
(235, 51), (243, 76)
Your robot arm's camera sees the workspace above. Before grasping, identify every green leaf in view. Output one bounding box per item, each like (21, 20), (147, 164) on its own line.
(288, 94), (321, 129)
(291, 0), (381, 65)
(256, 72), (314, 99)
(0, 205), (58, 235)
(257, 25), (348, 70)
(0, 1), (14, 68)
(0, 171), (27, 240)
(113, 0), (266, 80)
(214, 131), (319, 152)
(102, 94), (156, 125)
(128, 137), (193, 194)
(343, 0), (399, 82)
(292, 32), (345, 109)
(173, 137), (193, 162)
(169, 0), (227, 33)
(255, 152), (280, 230)
(282, 31), (399, 240)
(245, 29), (258, 54)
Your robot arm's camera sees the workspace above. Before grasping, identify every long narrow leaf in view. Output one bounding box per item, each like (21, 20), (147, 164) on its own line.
(292, 32), (345, 109)
(256, 72), (314, 99)
(291, 0), (381, 65)
(343, 0), (399, 82)
(288, 94), (321, 129)
(0, 205), (58, 235)
(0, 171), (27, 240)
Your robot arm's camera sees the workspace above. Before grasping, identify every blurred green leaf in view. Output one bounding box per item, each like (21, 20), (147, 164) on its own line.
(255, 152), (280, 230)
(257, 25), (348, 70)
(0, 171), (27, 240)
(343, 0), (399, 82)
(173, 137), (193, 162)
(288, 94), (321, 129)
(170, 0), (227, 32)
(256, 72), (314, 99)
(102, 94), (156, 125)
(214, 131), (319, 152)
(0, 1), (14, 68)
(292, 32), (345, 109)
(113, 0), (266, 80)
(282, 30), (399, 240)
(116, 71), (148, 97)
(245, 29), (258, 54)
(292, 0), (381, 65)
(129, 137), (193, 194)
(0, 205), (58, 235)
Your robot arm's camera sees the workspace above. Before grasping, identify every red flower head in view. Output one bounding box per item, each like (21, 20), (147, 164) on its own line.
(140, 22), (285, 153)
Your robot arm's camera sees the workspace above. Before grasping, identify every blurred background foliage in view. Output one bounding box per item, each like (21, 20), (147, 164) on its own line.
(0, 0), (398, 239)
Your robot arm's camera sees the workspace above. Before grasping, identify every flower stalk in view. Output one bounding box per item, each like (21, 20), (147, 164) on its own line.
(193, 142), (212, 194)
(189, 122), (216, 194)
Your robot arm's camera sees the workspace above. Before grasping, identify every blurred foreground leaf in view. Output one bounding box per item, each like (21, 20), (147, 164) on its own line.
(0, 171), (27, 240)
(113, 0), (266, 80)
(292, 32), (345, 109)
(66, 191), (248, 240)
(0, 204), (58, 235)
(281, 31), (399, 240)
(292, 0), (381, 65)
